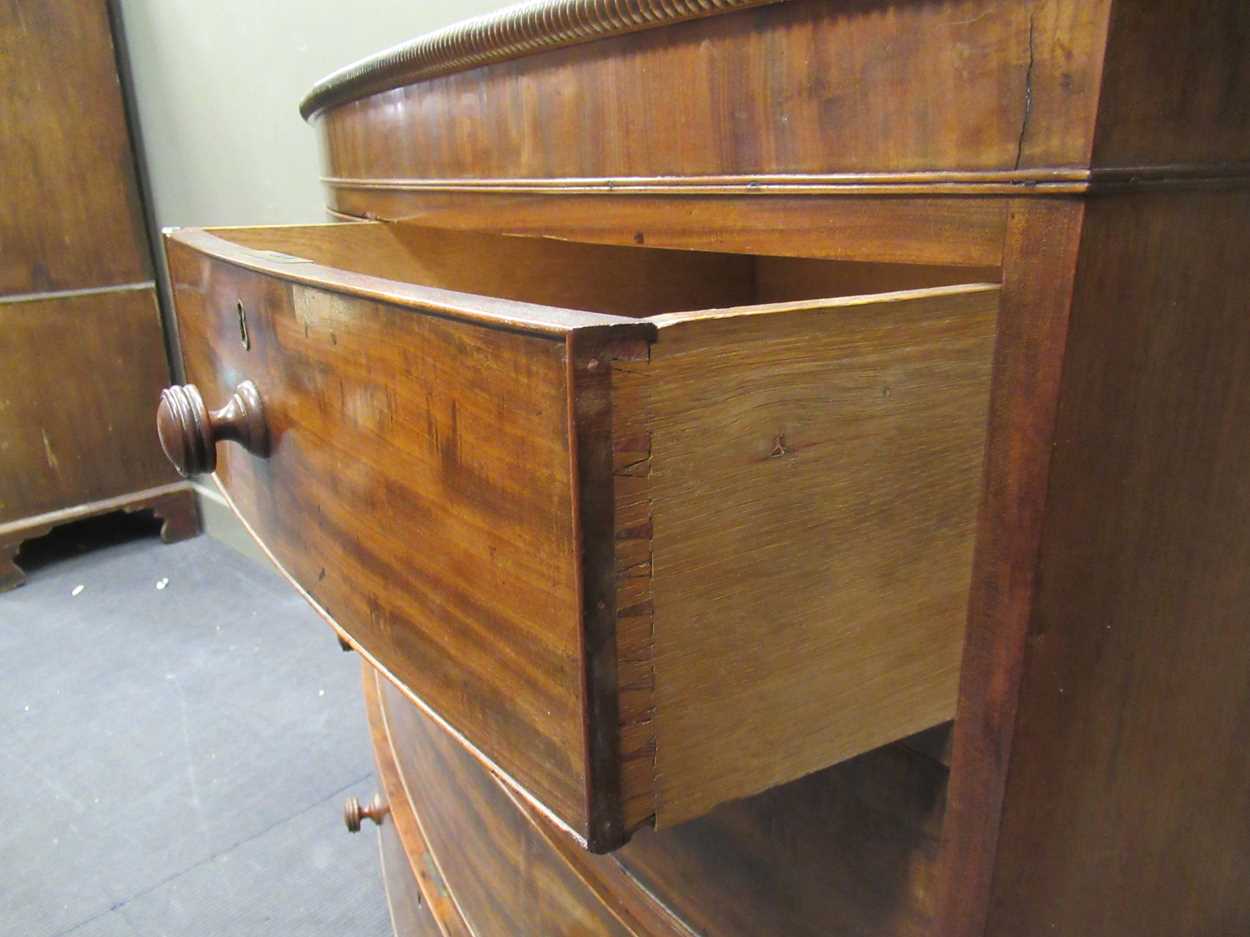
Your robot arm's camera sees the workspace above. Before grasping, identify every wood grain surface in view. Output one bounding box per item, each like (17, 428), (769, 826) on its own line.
(168, 222), (1001, 847)
(287, 1), (1250, 933)
(378, 801), (443, 937)
(0, 0), (151, 295)
(1090, 0), (1250, 169)
(364, 661), (470, 937)
(211, 221), (754, 320)
(168, 236), (602, 836)
(623, 285), (999, 827)
(617, 743), (947, 937)
(372, 660), (947, 937)
(0, 287), (180, 522)
(316, 0), (1111, 181)
(983, 190), (1250, 936)
(376, 672), (636, 937)
(301, 0), (784, 119)
(324, 191), (1010, 269)
(936, 198), (1087, 937)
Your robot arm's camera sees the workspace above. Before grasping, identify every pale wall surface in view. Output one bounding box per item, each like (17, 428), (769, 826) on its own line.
(113, 1), (505, 544)
(115, 0), (505, 227)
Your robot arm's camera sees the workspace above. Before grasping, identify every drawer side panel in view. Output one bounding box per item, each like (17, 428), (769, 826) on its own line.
(625, 285), (999, 827)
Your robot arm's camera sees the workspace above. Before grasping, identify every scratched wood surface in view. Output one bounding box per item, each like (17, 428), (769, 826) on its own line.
(0, 288), (178, 522)
(316, 0), (1111, 183)
(0, 0), (151, 295)
(168, 234), (603, 837)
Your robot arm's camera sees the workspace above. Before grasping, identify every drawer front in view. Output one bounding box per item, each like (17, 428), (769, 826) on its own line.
(378, 817), (441, 937)
(375, 673), (635, 937)
(166, 236), (595, 836)
(376, 664), (947, 937)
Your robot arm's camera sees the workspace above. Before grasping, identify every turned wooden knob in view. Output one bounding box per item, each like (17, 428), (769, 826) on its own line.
(156, 381), (268, 476)
(344, 794), (388, 832)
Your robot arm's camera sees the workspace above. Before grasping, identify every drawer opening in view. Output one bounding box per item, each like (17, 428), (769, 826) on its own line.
(207, 221), (998, 320)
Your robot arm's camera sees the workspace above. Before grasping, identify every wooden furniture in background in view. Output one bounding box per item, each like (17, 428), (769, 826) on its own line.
(156, 1), (1250, 934)
(0, 0), (198, 590)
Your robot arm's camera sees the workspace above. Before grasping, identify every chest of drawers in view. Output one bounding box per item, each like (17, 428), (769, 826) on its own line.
(155, 2), (1250, 934)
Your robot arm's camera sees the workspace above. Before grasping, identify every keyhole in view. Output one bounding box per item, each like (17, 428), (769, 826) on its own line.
(237, 301), (250, 350)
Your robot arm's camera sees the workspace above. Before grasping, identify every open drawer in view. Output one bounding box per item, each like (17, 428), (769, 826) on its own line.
(160, 221), (998, 850)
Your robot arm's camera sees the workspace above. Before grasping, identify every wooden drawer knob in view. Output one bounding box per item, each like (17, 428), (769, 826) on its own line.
(344, 794), (389, 832)
(156, 381), (268, 476)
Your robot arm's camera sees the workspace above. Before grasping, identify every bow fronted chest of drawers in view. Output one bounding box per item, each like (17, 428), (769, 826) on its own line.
(155, 2), (1250, 934)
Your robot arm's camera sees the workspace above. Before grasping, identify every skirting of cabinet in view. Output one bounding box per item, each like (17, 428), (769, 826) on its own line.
(0, 482), (199, 591)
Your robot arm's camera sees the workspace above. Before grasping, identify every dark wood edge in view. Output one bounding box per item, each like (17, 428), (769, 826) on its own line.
(211, 477), (597, 846)
(0, 280), (156, 307)
(0, 481), (197, 542)
(937, 198), (1087, 937)
(364, 663), (473, 937)
(369, 656), (693, 937)
(163, 226), (644, 338)
(299, 0), (787, 120)
(320, 163), (1250, 197)
(497, 783), (699, 937)
(374, 834), (405, 937)
(320, 192), (1011, 268)
(144, 487), (201, 544)
(566, 328), (656, 852)
(321, 171), (1090, 197)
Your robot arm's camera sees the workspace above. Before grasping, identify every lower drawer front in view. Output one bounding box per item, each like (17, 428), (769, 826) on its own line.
(166, 222), (997, 849)
(372, 671), (634, 937)
(371, 665), (948, 937)
(378, 817), (440, 937)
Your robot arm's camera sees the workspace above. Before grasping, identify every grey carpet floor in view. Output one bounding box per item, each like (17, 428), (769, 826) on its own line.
(0, 517), (391, 937)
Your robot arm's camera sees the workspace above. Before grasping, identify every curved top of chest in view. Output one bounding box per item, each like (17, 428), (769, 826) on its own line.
(301, 0), (1122, 193)
(302, 0), (1249, 209)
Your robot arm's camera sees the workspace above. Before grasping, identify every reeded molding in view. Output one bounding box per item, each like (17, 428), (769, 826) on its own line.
(300, 0), (787, 120)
